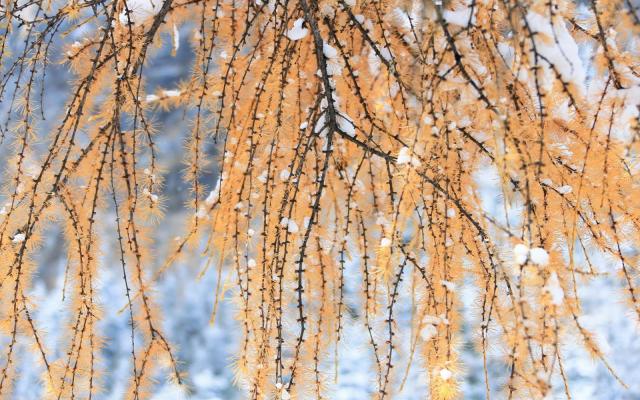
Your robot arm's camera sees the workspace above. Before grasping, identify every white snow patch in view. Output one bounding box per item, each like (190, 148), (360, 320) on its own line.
(556, 185), (572, 195)
(257, 170), (268, 183)
(281, 218), (299, 233)
(323, 42), (338, 59)
(279, 169), (290, 181)
(286, 18), (308, 41)
(162, 89), (181, 97)
(205, 177), (222, 205)
(514, 243), (529, 265)
(119, 0), (162, 25)
(439, 368), (453, 381)
(172, 24), (180, 53)
(195, 206), (208, 219)
(396, 147), (421, 167)
(12, 233), (26, 243)
(420, 324), (438, 341)
(529, 247), (550, 266)
(338, 114), (356, 136)
(444, 7), (475, 27)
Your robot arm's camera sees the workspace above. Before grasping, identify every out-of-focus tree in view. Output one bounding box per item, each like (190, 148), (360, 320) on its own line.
(1, 0), (639, 398)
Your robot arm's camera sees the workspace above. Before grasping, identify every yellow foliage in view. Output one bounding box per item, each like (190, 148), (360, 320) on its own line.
(1, 0), (640, 398)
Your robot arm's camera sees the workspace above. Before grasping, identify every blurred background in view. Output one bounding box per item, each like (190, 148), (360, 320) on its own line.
(1, 17), (639, 400)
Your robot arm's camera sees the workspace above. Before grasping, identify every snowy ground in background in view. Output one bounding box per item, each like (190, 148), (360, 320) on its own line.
(11, 229), (640, 399)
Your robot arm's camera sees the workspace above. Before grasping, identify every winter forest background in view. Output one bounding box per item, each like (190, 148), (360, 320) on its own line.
(1, 0), (640, 398)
